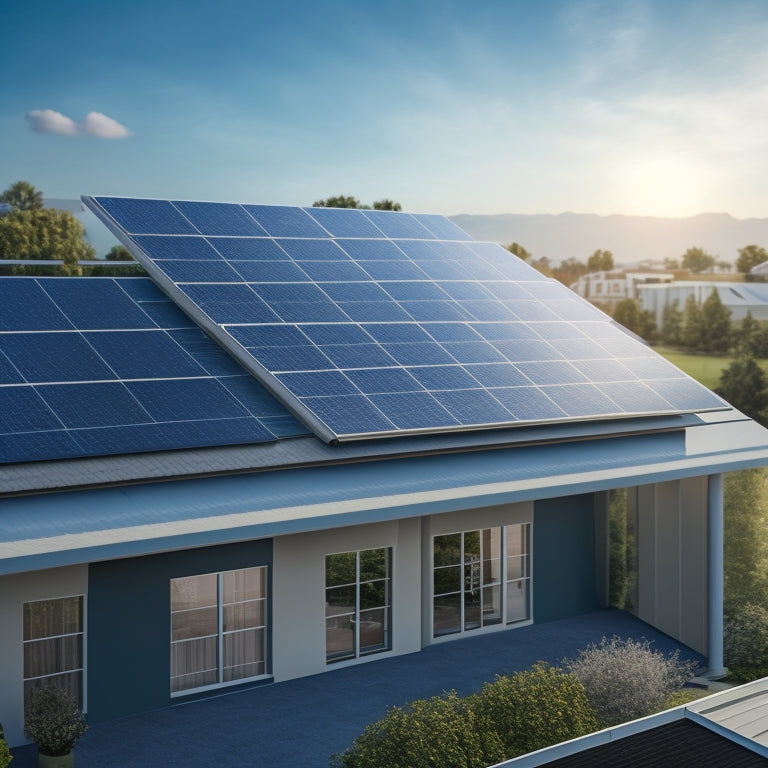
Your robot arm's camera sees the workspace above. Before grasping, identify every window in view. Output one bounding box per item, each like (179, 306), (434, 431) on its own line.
(170, 566), (268, 695)
(433, 524), (530, 638)
(325, 548), (391, 664)
(23, 596), (84, 708)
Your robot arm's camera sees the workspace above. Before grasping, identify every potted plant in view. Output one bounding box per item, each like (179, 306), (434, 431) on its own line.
(24, 686), (87, 767)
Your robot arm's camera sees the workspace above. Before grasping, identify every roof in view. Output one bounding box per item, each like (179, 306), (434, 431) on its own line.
(498, 678), (768, 767)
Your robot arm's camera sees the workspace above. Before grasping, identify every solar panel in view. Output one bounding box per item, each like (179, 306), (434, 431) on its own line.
(83, 196), (729, 442)
(0, 277), (307, 464)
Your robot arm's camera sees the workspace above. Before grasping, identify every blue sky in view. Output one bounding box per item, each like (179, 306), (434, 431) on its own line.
(3, 0), (767, 218)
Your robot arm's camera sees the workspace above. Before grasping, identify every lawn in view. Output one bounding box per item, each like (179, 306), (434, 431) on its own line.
(654, 346), (733, 390)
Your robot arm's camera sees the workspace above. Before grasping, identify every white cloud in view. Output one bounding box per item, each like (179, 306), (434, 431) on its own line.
(26, 109), (131, 138)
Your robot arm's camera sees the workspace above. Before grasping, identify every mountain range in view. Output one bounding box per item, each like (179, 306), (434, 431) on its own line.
(46, 199), (768, 267)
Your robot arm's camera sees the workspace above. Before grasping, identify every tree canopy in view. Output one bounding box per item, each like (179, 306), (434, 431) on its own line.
(0, 180), (43, 211)
(681, 246), (716, 274)
(736, 244), (768, 274)
(587, 249), (614, 272)
(312, 195), (402, 211)
(506, 242), (531, 260)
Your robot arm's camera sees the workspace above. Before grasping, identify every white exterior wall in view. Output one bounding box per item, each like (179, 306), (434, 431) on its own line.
(271, 518), (422, 682)
(0, 565), (88, 746)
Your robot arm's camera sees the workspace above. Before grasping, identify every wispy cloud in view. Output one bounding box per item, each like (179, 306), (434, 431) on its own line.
(26, 109), (131, 138)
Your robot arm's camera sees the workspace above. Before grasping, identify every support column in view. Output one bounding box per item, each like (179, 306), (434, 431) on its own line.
(707, 473), (726, 678)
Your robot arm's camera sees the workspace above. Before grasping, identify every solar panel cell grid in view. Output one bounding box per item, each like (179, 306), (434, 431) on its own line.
(82, 196), (729, 442)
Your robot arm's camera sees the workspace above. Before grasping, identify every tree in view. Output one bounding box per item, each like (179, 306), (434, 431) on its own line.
(660, 300), (684, 346)
(699, 289), (732, 354)
(736, 244), (768, 274)
(681, 246), (716, 274)
(734, 311), (765, 357)
(716, 353), (768, 425)
(1, 180), (43, 211)
(612, 298), (656, 343)
(312, 195), (402, 211)
(682, 294), (704, 350)
(552, 257), (588, 287)
(372, 199), (401, 211)
(106, 244), (134, 260)
(0, 208), (94, 275)
(506, 242), (531, 260)
(587, 249), (614, 272)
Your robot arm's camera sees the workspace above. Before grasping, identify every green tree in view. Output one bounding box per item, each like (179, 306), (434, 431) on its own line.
(723, 469), (768, 611)
(736, 244), (768, 274)
(699, 289), (732, 354)
(372, 199), (402, 211)
(587, 249), (614, 272)
(682, 294), (704, 350)
(608, 489), (628, 608)
(612, 299), (656, 342)
(660, 300), (684, 346)
(106, 244), (133, 260)
(681, 246), (716, 274)
(312, 195), (402, 211)
(552, 257), (588, 286)
(506, 242), (531, 260)
(0, 208), (94, 275)
(716, 353), (768, 425)
(1, 180), (44, 210)
(734, 312), (764, 357)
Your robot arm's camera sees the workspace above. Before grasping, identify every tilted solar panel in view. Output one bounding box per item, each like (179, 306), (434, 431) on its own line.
(0, 277), (307, 464)
(83, 196), (728, 443)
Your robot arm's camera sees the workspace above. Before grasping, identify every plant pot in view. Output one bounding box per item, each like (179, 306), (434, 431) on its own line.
(38, 751), (74, 768)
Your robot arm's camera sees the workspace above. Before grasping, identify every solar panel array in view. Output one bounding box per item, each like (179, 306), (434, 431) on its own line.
(0, 277), (307, 464)
(83, 197), (728, 443)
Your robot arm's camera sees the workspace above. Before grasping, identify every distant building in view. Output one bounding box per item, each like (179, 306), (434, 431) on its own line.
(570, 271), (675, 308)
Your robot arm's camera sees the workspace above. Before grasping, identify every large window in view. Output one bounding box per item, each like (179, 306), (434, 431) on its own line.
(23, 596), (84, 708)
(325, 548), (391, 664)
(170, 566), (268, 695)
(433, 524), (530, 638)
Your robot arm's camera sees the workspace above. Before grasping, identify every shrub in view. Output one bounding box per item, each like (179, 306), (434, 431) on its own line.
(0, 737), (11, 768)
(469, 662), (598, 758)
(724, 603), (768, 666)
(24, 686), (88, 757)
(563, 636), (697, 727)
(330, 690), (504, 768)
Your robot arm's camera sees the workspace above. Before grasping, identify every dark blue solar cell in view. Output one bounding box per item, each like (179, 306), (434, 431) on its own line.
(380, 281), (448, 301)
(219, 375), (302, 419)
(136, 301), (196, 329)
(571, 358), (637, 382)
(2, 333), (115, 383)
(277, 239), (351, 261)
(382, 342), (456, 366)
(394, 240), (445, 261)
(270, 301), (351, 323)
(298, 260), (371, 282)
(370, 391), (458, 429)
(235, 261), (310, 282)
(547, 338), (615, 360)
(398, 301), (471, 322)
(432, 389), (514, 425)
(0, 279), (73, 331)
(157, 259), (244, 282)
(423, 322), (483, 342)
(116, 278), (168, 301)
(229, 324), (309, 348)
(470, 322), (540, 341)
(303, 207), (384, 238)
(360, 210), (436, 239)
(413, 259), (477, 280)
(533, 322), (589, 340)
(254, 344), (332, 372)
(244, 205), (329, 237)
(180, 284), (280, 324)
(521, 281), (574, 300)
(95, 197), (198, 235)
(514, 361), (589, 385)
(132, 235), (223, 261)
(598, 381), (675, 412)
(251, 283), (329, 304)
(505, 300), (561, 322)
(462, 301), (516, 321)
(345, 367), (423, 394)
(300, 394), (395, 435)
(336, 239), (408, 261)
(84, 330), (207, 379)
(322, 282), (393, 302)
(408, 365), (480, 391)
(2, 430), (82, 463)
(438, 282), (496, 301)
(262, 414), (308, 437)
(208, 237), (290, 261)
(595, 335), (656, 357)
(619, 356), (686, 379)
(127, 378), (250, 421)
(440, 341), (507, 364)
(172, 201), (268, 236)
(358, 260), (429, 280)
(413, 214), (473, 241)
(485, 282), (535, 301)
(44, 279), (156, 330)
(276, 370), (358, 397)
(491, 339), (563, 363)
(300, 323), (373, 346)
(645, 379), (725, 411)
(338, 301), (413, 322)
(541, 383), (621, 418)
(322, 343), (397, 369)
(463, 363), (532, 388)
(40, 382), (151, 428)
(0, 352), (23, 384)
(361, 323), (431, 344)
(1, 386), (61, 432)
(169, 328), (249, 375)
(491, 387), (567, 421)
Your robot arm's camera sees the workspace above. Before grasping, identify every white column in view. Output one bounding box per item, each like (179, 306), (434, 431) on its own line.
(707, 473), (726, 678)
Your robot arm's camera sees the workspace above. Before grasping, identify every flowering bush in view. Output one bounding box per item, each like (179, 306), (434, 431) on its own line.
(24, 686), (87, 757)
(563, 636), (697, 727)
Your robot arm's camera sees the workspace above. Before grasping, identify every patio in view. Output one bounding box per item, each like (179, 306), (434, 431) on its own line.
(9, 609), (706, 768)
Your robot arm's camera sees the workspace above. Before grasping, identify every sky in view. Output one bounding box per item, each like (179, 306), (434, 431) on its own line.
(2, 0), (768, 219)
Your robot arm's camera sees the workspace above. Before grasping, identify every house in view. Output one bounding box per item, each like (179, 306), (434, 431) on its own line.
(569, 270), (674, 308)
(3, 199), (768, 748)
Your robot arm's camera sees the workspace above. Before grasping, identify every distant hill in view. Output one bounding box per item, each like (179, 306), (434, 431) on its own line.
(450, 212), (768, 267)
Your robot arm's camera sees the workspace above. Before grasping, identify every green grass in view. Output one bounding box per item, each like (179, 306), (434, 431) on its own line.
(654, 347), (733, 390)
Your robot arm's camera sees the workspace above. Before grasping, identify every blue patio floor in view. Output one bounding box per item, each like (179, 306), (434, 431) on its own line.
(10, 610), (706, 768)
